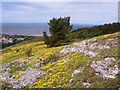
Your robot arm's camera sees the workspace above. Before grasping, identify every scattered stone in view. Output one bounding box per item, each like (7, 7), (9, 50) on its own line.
(72, 67), (85, 77)
(9, 79), (19, 84)
(1, 71), (11, 79)
(13, 84), (19, 88)
(6, 67), (10, 71)
(95, 73), (99, 76)
(89, 43), (110, 50)
(0, 56), (46, 88)
(60, 38), (99, 57)
(60, 37), (114, 57)
(117, 60), (120, 63)
(69, 79), (73, 83)
(15, 68), (45, 87)
(60, 43), (98, 57)
(91, 57), (118, 79)
(60, 57), (70, 62)
(34, 63), (40, 68)
(82, 82), (91, 88)
(19, 63), (24, 67)
(19, 71), (25, 75)
(108, 39), (113, 41)
(1, 67), (46, 88)
(71, 73), (74, 77)
(41, 61), (44, 64)
(11, 58), (24, 63)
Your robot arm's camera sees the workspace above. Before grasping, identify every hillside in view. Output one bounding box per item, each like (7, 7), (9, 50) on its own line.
(1, 32), (120, 89)
(69, 22), (120, 40)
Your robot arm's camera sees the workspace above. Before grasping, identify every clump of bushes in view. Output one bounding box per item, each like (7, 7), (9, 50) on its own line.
(25, 48), (32, 57)
(2, 81), (13, 89)
(40, 53), (60, 66)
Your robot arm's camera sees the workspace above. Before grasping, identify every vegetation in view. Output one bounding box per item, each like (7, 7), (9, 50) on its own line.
(43, 31), (49, 44)
(25, 48), (32, 57)
(43, 17), (119, 47)
(43, 17), (73, 47)
(1, 32), (119, 88)
(1, 20), (120, 89)
(2, 34), (40, 39)
(69, 22), (120, 40)
(2, 43), (14, 49)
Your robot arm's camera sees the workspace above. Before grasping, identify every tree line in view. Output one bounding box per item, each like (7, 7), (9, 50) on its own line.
(43, 16), (120, 47)
(69, 22), (120, 40)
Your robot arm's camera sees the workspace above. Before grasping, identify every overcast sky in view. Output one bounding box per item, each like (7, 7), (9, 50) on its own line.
(2, 1), (118, 25)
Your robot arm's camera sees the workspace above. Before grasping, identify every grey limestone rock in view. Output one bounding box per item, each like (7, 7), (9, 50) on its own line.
(91, 57), (118, 79)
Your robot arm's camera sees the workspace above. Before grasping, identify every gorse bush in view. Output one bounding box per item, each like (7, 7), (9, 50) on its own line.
(25, 48), (32, 57)
(48, 53), (60, 62)
(40, 53), (60, 66)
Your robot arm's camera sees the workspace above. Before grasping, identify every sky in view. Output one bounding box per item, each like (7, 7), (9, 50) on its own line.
(2, 0), (120, 2)
(2, 1), (118, 25)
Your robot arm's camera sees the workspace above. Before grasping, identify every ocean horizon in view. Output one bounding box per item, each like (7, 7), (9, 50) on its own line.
(2, 23), (95, 36)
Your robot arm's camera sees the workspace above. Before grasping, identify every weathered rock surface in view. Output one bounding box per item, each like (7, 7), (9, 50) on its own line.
(60, 38), (112, 57)
(0, 57), (45, 88)
(2, 67), (45, 88)
(10, 58), (24, 63)
(91, 57), (118, 79)
(15, 68), (45, 88)
(72, 67), (85, 77)
(60, 37), (118, 58)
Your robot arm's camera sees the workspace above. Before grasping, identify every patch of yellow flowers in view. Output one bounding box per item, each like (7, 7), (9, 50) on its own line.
(15, 74), (21, 79)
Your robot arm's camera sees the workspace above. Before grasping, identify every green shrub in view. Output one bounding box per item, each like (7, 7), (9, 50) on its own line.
(25, 48), (32, 57)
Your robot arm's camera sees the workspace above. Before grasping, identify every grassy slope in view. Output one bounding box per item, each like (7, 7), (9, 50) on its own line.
(1, 32), (120, 88)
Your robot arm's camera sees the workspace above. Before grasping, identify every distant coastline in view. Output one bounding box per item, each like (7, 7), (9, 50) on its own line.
(2, 23), (95, 36)
(1, 33), (44, 36)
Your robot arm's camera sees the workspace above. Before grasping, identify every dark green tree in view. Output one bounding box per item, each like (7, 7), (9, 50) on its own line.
(13, 38), (17, 44)
(43, 31), (49, 44)
(43, 16), (73, 47)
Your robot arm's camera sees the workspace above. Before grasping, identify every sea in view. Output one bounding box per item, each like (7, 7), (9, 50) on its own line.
(2, 23), (95, 36)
